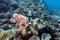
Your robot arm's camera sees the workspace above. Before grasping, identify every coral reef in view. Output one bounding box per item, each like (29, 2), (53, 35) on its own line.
(0, 0), (60, 40)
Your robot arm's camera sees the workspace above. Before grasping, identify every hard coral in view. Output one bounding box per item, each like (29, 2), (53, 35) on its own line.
(0, 0), (11, 13)
(0, 31), (10, 40)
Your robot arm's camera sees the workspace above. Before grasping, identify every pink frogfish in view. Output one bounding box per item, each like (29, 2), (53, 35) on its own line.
(13, 13), (27, 26)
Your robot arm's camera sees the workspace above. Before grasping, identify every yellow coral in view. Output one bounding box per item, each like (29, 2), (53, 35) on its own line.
(0, 31), (10, 40)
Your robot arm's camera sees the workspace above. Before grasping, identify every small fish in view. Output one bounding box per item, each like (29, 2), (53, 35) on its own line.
(13, 13), (27, 25)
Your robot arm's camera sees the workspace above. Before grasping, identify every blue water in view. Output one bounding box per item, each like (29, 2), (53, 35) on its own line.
(44, 0), (60, 10)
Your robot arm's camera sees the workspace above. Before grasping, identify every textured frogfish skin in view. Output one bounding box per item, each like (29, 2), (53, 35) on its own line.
(13, 13), (27, 25)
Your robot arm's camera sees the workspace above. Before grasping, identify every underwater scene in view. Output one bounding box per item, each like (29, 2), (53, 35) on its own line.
(0, 0), (60, 40)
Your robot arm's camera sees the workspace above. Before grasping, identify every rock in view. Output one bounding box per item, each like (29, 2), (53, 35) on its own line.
(41, 33), (51, 40)
(29, 35), (40, 40)
(2, 24), (11, 30)
(29, 4), (37, 10)
(0, 14), (6, 19)
(43, 16), (51, 21)
(39, 0), (44, 4)
(0, 0), (11, 13)
(54, 32), (60, 37)
(9, 35), (14, 40)
(42, 21), (48, 26)
(0, 19), (9, 24)
(10, 3), (19, 10)
(37, 23), (45, 29)
(10, 18), (16, 23)
(30, 26), (38, 35)
(0, 19), (9, 22)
